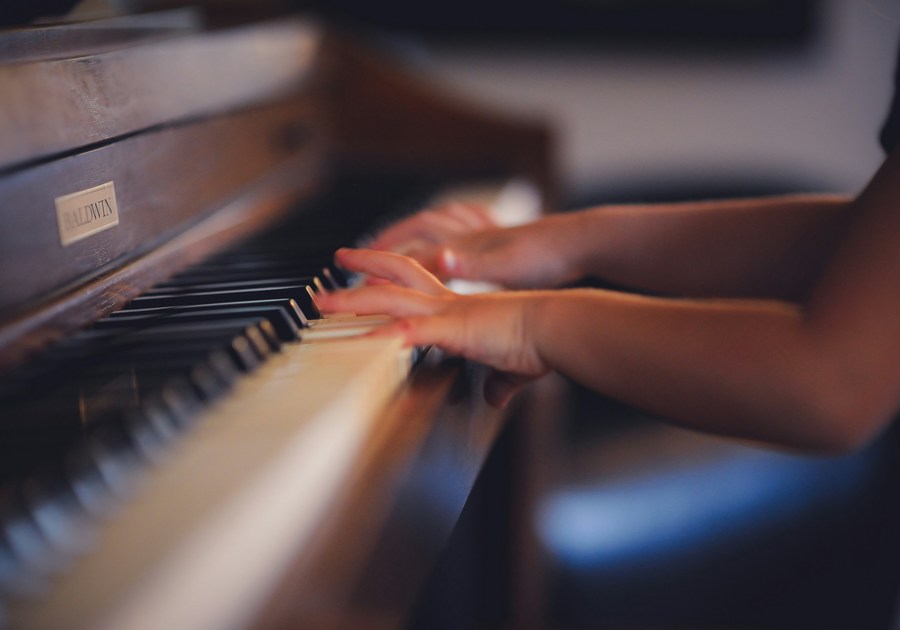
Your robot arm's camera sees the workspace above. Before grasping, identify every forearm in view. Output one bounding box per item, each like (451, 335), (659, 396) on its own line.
(529, 288), (860, 451)
(562, 194), (853, 299)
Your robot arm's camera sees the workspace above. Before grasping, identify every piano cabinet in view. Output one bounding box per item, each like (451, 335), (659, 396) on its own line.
(0, 9), (555, 630)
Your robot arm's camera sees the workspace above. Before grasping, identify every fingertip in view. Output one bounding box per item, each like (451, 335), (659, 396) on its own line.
(313, 291), (335, 311)
(366, 318), (414, 345)
(333, 247), (352, 266)
(438, 247), (459, 276)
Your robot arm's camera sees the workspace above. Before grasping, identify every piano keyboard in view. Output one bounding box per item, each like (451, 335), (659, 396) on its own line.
(0, 243), (413, 629)
(0, 177), (541, 628)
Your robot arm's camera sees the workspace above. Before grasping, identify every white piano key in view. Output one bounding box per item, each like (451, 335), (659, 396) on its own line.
(11, 325), (412, 630)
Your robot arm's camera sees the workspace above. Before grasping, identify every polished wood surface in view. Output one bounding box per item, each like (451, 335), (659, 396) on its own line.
(0, 13), (319, 171)
(0, 10), (555, 629)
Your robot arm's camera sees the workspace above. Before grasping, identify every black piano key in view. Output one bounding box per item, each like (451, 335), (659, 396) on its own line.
(72, 323), (274, 372)
(146, 276), (317, 293)
(3, 322), (269, 400)
(0, 354), (234, 430)
(108, 298), (309, 330)
(76, 361), (228, 404)
(321, 266), (345, 290)
(105, 307), (303, 342)
(53, 341), (259, 381)
(119, 320), (279, 358)
(129, 285), (320, 320)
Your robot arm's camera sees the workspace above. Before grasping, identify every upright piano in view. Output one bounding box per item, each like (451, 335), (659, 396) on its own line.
(0, 8), (553, 629)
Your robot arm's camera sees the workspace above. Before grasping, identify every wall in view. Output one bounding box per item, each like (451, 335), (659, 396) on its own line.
(415, 0), (899, 202)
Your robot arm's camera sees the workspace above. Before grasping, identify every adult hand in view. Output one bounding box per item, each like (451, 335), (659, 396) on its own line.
(319, 248), (552, 407)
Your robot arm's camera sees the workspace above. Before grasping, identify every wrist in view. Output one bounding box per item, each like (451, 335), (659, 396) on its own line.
(545, 211), (601, 284)
(522, 290), (556, 373)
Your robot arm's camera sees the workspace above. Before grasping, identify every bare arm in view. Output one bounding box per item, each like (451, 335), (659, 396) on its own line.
(532, 157), (900, 450)
(320, 155), (900, 453)
(570, 193), (852, 299)
(373, 193), (852, 299)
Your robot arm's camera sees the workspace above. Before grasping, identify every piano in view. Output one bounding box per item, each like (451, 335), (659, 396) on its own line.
(0, 8), (553, 629)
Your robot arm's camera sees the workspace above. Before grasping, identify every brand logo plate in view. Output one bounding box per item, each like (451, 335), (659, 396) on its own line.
(55, 181), (119, 246)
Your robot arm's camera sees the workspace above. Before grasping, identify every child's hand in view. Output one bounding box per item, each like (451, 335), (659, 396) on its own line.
(319, 248), (551, 407)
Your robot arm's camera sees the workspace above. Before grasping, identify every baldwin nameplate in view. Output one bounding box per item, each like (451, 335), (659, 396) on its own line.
(55, 181), (119, 246)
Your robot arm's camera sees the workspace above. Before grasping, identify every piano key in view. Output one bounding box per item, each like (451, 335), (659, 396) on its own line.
(64, 445), (119, 519)
(0, 202), (418, 619)
(82, 322), (278, 369)
(85, 428), (145, 500)
(121, 413), (171, 465)
(10, 331), (414, 630)
(75, 362), (229, 404)
(144, 276), (318, 294)
(2, 321), (275, 399)
(108, 297), (309, 329)
(129, 285), (321, 320)
(106, 307), (303, 342)
(320, 266), (345, 290)
(0, 498), (62, 580)
(20, 477), (93, 559)
(97, 319), (281, 354)
(0, 539), (44, 598)
(0, 349), (242, 429)
(135, 399), (183, 448)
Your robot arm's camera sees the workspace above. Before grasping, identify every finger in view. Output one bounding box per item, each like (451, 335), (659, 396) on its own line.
(367, 211), (452, 250)
(334, 248), (449, 296)
(483, 370), (536, 408)
(369, 209), (470, 251)
(442, 202), (495, 231)
(315, 285), (441, 318)
(363, 276), (393, 286)
(409, 210), (472, 243)
(368, 219), (427, 251)
(372, 314), (459, 353)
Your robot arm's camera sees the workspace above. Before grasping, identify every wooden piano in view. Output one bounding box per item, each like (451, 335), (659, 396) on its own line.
(0, 8), (553, 629)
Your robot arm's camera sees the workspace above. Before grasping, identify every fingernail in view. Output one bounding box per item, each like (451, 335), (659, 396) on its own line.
(440, 248), (458, 274)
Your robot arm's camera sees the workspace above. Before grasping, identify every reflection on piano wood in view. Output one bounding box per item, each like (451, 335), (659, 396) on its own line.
(0, 8), (552, 629)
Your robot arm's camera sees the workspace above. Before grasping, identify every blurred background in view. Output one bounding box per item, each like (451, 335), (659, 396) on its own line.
(306, 0), (897, 205)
